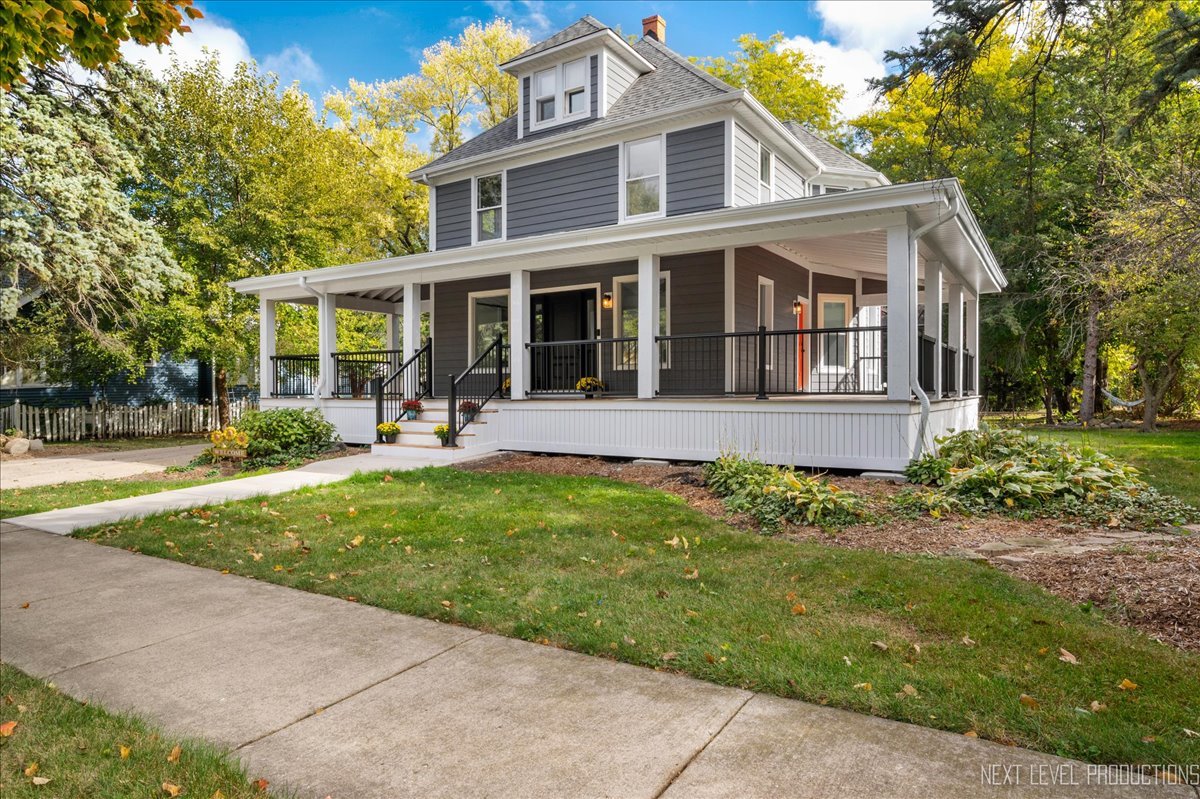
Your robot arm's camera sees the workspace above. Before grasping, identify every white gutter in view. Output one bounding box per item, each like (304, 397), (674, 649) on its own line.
(908, 187), (960, 459)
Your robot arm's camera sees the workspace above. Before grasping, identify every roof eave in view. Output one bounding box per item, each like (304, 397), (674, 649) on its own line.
(500, 29), (654, 75)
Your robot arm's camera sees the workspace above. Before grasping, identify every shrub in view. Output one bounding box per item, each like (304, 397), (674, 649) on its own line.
(891, 488), (962, 519)
(236, 408), (337, 467)
(704, 453), (864, 531)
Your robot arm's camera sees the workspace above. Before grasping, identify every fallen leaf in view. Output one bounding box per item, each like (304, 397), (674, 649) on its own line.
(119, 745), (131, 759)
(347, 508), (358, 517)
(167, 744), (181, 763)
(785, 591), (797, 602)
(272, 564), (283, 572)
(853, 682), (873, 691)
(316, 514), (331, 523)
(212, 792), (227, 799)
(661, 651), (678, 661)
(0, 720), (16, 736)
(1037, 646), (1049, 655)
(1090, 701), (1106, 712)
(871, 640), (888, 651)
(1141, 735), (1156, 743)
(963, 730), (979, 738)
(962, 635), (976, 647)
(682, 567), (699, 580)
(1058, 648), (1078, 665)
(912, 643), (921, 655)
(1019, 693), (1040, 709)
(382, 474), (394, 482)
(24, 762), (38, 777)
(440, 600), (453, 608)
(250, 551), (264, 562)
(31, 776), (51, 786)
(843, 656), (853, 666)
(791, 603), (806, 615)
(347, 534), (365, 549)
(162, 783), (181, 797)
(622, 636), (636, 646)
(252, 779), (270, 792)
(1183, 728), (1198, 738)
(1118, 678), (1138, 691)
(704, 653), (716, 663)
(20, 602), (29, 609)
(896, 684), (918, 699)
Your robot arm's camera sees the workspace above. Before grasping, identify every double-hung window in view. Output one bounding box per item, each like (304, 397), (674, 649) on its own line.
(562, 58), (587, 117)
(624, 136), (662, 219)
(532, 58), (588, 128)
(759, 147), (773, 203)
(613, 273), (669, 368)
(475, 173), (503, 242)
(534, 68), (557, 124)
(817, 294), (852, 369)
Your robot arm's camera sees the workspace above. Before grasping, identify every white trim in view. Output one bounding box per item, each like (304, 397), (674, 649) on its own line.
(619, 133), (666, 222)
(723, 117), (735, 207)
(528, 55), (593, 133)
(597, 49), (609, 118)
(815, 292), (853, 372)
(471, 172), (506, 246)
(467, 288), (510, 360)
(758, 142), (774, 204)
(516, 77), (524, 140)
(756, 275), (775, 330)
(500, 29), (654, 74)
(613, 270), (670, 371)
(427, 184), (437, 252)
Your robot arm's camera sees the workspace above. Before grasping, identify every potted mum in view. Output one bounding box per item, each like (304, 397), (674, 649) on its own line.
(575, 376), (605, 398)
(376, 421), (402, 444)
(458, 400), (480, 423)
(401, 399), (424, 421)
(434, 424), (451, 446)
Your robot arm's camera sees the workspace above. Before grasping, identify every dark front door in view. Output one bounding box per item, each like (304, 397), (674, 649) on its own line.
(531, 289), (597, 392)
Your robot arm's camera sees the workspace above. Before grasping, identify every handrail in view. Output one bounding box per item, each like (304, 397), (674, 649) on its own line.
(446, 335), (507, 447)
(372, 339), (432, 441)
(379, 341), (432, 392)
(526, 335), (638, 348)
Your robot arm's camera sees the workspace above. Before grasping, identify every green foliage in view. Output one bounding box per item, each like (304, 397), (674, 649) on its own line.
(235, 408), (336, 467)
(704, 453), (864, 530)
(906, 425), (1199, 527)
(891, 488), (962, 519)
(376, 421), (402, 435)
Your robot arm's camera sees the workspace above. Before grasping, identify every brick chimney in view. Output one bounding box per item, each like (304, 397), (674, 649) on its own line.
(642, 14), (666, 43)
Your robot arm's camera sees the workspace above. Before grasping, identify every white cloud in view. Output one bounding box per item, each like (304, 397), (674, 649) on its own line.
(262, 45), (324, 86)
(484, 0), (553, 37)
(779, 1), (935, 121)
(121, 14), (251, 79)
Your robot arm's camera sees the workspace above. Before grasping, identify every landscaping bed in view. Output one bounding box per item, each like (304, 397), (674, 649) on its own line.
(463, 452), (1200, 651)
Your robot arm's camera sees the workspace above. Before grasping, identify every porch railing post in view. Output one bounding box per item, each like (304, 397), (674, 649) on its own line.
(495, 334), (504, 397)
(373, 377), (384, 443)
(756, 325), (768, 400)
(446, 374), (457, 447)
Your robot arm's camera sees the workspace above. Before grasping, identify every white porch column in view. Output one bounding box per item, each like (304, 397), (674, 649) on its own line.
(947, 283), (965, 398)
(923, 261), (943, 398)
(723, 247), (736, 393)
(385, 312), (401, 351)
(637, 253), (661, 399)
(965, 290), (980, 395)
(885, 224), (918, 401)
(258, 297), (276, 398)
(317, 292), (337, 398)
(402, 282), (421, 360)
(509, 269), (530, 400)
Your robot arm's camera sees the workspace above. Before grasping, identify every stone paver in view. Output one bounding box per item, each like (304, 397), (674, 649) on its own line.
(951, 529), (1181, 563)
(0, 524), (1190, 798)
(0, 443), (210, 489)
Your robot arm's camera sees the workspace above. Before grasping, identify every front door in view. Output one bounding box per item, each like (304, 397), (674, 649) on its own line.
(531, 289), (597, 392)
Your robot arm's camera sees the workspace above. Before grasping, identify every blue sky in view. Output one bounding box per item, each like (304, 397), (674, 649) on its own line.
(122, 1), (937, 121)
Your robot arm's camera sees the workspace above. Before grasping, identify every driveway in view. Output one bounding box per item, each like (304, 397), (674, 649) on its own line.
(0, 444), (209, 490)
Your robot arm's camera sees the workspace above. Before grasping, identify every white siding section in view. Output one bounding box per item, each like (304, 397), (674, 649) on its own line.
(605, 57), (638, 112)
(775, 158), (806, 200)
(732, 123), (759, 207)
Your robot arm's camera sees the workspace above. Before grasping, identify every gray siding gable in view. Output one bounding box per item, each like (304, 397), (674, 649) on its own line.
(666, 121), (725, 216)
(507, 145), (619, 238)
(435, 179), (472, 250)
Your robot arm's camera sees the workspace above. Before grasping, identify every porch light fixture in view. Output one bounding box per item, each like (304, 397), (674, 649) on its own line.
(601, 292), (613, 310)
(792, 297), (804, 315)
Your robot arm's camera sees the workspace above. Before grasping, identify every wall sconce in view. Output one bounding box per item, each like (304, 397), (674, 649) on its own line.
(601, 292), (613, 310)
(792, 297), (805, 315)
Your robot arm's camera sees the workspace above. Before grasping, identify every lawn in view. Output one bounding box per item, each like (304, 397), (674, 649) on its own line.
(0, 471), (256, 518)
(78, 468), (1200, 768)
(1032, 426), (1200, 507)
(0, 664), (267, 798)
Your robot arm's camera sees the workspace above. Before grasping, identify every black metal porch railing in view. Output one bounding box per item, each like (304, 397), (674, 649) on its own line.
(941, 343), (958, 396)
(526, 337), (638, 396)
(964, 350), (976, 394)
(373, 340), (432, 438)
(654, 326), (887, 397)
(270, 354), (319, 397)
(446, 336), (507, 447)
(333, 349), (404, 398)
(917, 334), (937, 395)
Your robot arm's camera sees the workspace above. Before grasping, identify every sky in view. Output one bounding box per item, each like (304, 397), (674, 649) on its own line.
(121, 0), (937, 121)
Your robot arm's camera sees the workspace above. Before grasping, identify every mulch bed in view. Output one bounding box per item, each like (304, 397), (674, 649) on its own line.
(461, 452), (1200, 652)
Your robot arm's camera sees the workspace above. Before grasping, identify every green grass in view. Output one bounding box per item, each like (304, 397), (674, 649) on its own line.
(78, 468), (1200, 768)
(1, 471), (260, 519)
(1027, 427), (1200, 507)
(0, 664), (268, 798)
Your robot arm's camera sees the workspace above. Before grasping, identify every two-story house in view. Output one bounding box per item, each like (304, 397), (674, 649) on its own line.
(233, 15), (1005, 471)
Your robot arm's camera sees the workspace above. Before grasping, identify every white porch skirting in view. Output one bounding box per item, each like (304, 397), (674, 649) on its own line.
(262, 395), (980, 472)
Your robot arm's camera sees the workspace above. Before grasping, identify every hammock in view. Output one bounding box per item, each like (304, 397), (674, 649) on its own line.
(1101, 387), (1145, 408)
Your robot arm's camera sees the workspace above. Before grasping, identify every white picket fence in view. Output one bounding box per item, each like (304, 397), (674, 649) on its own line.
(0, 399), (257, 442)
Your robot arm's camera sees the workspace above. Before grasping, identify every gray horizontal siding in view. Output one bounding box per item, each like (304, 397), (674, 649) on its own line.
(733, 122), (759, 207)
(666, 122), (726, 216)
(735, 247), (810, 333)
(507, 146), (619, 238)
(775, 158), (806, 200)
(434, 180), (471, 250)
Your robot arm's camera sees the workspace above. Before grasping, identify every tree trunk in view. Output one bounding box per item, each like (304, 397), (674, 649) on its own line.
(1079, 294), (1101, 422)
(1043, 386), (1055, 425)
(216, 367), (231, 427)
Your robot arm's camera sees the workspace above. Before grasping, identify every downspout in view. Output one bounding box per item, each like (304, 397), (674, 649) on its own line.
(297, 276), (327, 400)
(908, 190), (960, 459)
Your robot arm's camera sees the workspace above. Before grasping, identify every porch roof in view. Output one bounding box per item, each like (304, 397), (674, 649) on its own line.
(231, 179), (1005, 304)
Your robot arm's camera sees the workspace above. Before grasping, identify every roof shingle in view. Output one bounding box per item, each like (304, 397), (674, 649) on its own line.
(782, 122), (875, 174)
(500, 16), (606, 65)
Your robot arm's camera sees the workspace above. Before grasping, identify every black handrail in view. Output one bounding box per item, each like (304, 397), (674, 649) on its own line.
(333, 349), (404, 398)
(446, 335), (507, 447)
(270, 354), (319, 397)
(373, 340), (432, 441)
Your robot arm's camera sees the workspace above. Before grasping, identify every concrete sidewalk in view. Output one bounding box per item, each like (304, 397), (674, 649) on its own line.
(0, 443), (210, 489)
(1, 524), (1189, 799)
(3, 453), (438, 535)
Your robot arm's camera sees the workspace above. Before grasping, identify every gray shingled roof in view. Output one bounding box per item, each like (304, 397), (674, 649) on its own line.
(415, 35), (737, 174)
(783, 122), (876, 173)
(501, 16), (607, 65)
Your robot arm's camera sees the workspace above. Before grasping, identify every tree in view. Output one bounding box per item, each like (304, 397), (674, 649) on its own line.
(694, 33), (843, 135)
(1, 61), (186, 381)
(0, 0), (201, 90)
(140, 55), (390, 423)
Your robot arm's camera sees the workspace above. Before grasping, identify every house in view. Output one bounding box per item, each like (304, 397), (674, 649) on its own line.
(232, 15), (1005, 471)
(0, 356), (254, 408)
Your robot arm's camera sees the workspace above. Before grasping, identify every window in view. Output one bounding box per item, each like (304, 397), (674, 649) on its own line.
(534, 68), (556, 123)
(817, 294), (852, 369)
(563, 58), (587, 117)
(757, 277), (774, 330)
(475, 173), (503, 242)
(759, 147), (773, 203)
(624, 136), (662, 218)
(469, 291), (509, 357)
(613, 273), (670, 368)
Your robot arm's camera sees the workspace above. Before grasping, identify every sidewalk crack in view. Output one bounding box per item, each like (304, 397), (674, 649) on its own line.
(650, 691), (754, 799)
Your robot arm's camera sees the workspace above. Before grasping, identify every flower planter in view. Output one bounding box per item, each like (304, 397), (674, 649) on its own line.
(382, 433), (398, 444)
(404, 410), (419, 421)
(463, 411), (478, 423)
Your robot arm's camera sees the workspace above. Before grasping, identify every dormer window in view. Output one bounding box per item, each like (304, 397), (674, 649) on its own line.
(529, 57), (590, 130)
